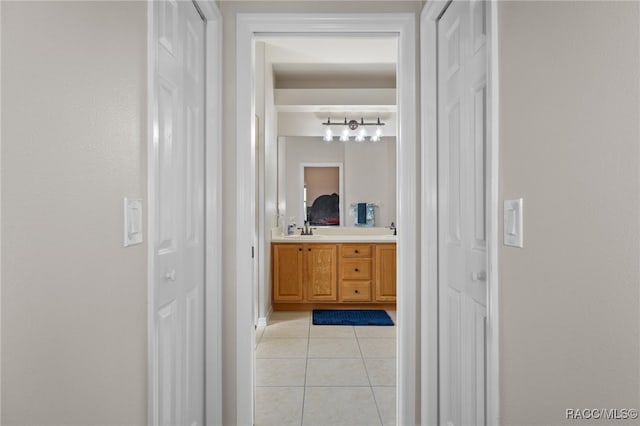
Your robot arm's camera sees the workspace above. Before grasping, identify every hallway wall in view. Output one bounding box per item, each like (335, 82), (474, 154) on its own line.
(1, 1), (147, 424)
(498, 1), (640, 424)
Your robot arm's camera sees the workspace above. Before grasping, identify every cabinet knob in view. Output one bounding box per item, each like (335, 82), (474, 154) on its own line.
(308, 248), (311, 252)
(298, 248), (302, 252)
(355, 268), (359, 272)
(354, 249), (359, 253)
(355, 289), (360, 294)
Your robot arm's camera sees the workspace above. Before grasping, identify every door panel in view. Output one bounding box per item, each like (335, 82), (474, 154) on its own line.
(306, 245), (337, 301)
(438, 1), (487, 425)
(153, 1), (205, 425)
(375, 245), (397, 301)
(273, 244), (304, 301)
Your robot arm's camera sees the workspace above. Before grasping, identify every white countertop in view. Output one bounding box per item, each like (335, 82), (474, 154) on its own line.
(271, 227), (396, 243)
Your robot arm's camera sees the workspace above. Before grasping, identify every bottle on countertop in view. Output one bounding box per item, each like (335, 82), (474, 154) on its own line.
(287, 217), (296, 235)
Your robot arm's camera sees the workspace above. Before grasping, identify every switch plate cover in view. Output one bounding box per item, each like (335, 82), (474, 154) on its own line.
(504, 198), (523, 248)
(124, 197), (143, 247)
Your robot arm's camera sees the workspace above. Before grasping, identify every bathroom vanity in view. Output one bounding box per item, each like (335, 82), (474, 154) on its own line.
(271, 229), (396, 311)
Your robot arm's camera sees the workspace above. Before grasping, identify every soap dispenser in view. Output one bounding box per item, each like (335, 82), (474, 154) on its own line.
(287, 217), (296, 235)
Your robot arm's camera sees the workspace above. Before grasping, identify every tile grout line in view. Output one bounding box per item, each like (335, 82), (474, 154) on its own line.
(355, 326), (385, 426)
(300, 314), (311, 426)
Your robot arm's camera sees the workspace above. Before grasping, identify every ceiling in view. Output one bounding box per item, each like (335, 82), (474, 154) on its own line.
(273, 63), (396, 89)
(264, 36), (398, 115)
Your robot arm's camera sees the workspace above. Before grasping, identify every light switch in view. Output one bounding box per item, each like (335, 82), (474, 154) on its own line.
(124, 197), (143, 247)
(504, 198), (523, 248)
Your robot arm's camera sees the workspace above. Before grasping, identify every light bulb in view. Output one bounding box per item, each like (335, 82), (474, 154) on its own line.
(375, 126), (383, 138)
(340, 128), (349, 142)
(355, 128), (366, 142)
(323, 127), (333, 142)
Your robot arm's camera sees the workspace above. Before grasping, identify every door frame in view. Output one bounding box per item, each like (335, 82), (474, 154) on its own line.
(421, 0), (500, 424)
(146, 1), (223, 425)
(236, 13), (418, 426)
(299, 162), (344, 226)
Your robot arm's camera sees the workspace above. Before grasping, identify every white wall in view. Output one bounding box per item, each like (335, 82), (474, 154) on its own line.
(264, 47), (279, 323)
(1, 1), (147, 424)
(255, 41), (266, 324)
(498, 1), (640, 424)
(256, 41), (280, 323)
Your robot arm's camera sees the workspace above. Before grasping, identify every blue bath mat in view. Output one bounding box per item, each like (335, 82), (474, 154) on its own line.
(312, 309), (394, 326)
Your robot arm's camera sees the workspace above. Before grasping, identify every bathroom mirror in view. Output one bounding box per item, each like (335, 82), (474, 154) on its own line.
(301, 163), (344, 226)
(278, 136), (395, 227)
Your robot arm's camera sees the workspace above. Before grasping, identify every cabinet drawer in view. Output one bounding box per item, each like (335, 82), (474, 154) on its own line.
(340, 281), (371, 302)
(341, 259), (372, 280)
(341, 244), (372, 258)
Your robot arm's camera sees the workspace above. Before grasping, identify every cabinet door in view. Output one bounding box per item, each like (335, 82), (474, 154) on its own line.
(273, 244), (304, 301)
(375, 244), (397, 302)
(306, 244), (338, 301)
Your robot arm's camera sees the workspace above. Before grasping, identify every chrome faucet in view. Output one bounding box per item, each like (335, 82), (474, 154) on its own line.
(299, 221), (314, 236)
(389, 222), (396, 236)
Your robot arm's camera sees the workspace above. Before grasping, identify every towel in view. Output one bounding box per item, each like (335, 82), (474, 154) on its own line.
(357, 203), (367, 225)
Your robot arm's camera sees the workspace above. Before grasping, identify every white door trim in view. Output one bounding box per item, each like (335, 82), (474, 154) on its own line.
(236, 13), (417, 426)
(147, 1), (223, 425)
(421, 1), (500, 425)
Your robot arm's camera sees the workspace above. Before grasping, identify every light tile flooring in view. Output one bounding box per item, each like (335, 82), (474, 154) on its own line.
(255, 310), (397, 426)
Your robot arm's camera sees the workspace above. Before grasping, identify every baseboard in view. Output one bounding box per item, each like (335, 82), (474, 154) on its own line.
(257, 306), (273, 327)
(272, 302), (396, 311)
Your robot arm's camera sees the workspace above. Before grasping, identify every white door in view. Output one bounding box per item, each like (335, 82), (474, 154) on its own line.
(153, 1), (206, 425)
(438, 0), (488, 425)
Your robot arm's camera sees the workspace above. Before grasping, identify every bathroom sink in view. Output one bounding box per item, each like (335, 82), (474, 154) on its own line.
(283, 234), (324, 240)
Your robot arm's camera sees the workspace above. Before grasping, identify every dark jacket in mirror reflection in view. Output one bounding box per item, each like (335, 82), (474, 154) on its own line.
(307, 193), (340, 226)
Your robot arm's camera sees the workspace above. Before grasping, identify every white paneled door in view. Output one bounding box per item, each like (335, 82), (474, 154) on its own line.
(438, 1), (488, 425)
(153, 1), (206, 425)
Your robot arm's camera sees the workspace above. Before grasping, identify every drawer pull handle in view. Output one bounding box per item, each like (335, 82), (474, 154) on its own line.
(355, 268), (359, 272)
(355, 289), (360, 294)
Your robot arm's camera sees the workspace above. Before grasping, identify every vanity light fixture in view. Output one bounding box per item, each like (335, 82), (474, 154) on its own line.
(322, 117), (385, 142)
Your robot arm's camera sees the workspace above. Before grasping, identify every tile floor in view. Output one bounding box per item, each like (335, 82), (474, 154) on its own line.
(255, 310), (396, 426)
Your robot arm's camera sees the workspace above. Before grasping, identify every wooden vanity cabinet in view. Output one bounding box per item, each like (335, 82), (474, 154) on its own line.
(272, 241), (395, 309)
(375, 244), (397, 302)
(272, 243), (337, 303)
(272, 244), (304, 301)
(339, 244), (373, 302)
(305, 244), (338, 301)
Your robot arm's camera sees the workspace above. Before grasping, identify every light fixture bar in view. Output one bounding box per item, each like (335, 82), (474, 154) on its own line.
(322, 117), (386, 129)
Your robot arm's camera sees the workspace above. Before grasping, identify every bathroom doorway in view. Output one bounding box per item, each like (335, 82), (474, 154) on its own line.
(256, 35), (398, 425)
(236, 13), (418, 425)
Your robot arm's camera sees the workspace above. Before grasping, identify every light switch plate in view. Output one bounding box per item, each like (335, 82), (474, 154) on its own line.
(504, 198), (523, 248)
(124, 197), (143, 247)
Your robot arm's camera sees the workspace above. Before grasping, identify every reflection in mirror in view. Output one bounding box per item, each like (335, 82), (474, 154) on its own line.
(302, 164), (343, 226)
